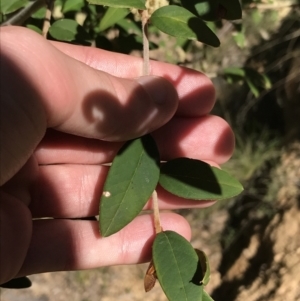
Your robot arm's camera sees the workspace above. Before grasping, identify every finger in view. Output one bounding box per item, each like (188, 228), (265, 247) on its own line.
(51, 40), (216, 116)
(35, 115), (234, 165)
(29, 164), (215, 218)
(1, 26), (178, 142)
(17, 213), (191, 277)
(0, 192), (32, 283)
(1, 27), (179, 184)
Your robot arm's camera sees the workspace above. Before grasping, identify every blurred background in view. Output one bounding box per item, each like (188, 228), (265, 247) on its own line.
(1, 0), (300, 300)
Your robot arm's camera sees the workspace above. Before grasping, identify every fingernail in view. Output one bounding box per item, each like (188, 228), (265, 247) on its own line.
(137, 76), (172, 105)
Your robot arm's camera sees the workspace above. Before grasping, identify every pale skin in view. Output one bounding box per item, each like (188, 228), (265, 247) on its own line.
(0, 26), (235, 284)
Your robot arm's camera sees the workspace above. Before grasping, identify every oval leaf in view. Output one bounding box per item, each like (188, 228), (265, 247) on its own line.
(86, 0), (146, 9)
(153, 231), (203, 301)
(49, 19), (91, 43)
(99, 7), (129, 32)
(100, 135), (160, 237)
(150, 5), (220, 47)
(159, 158), (243, 200)
(0, 277), (31, 289)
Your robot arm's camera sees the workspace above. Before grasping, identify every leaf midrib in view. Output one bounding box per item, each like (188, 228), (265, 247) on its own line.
(103, 149), (145, 235)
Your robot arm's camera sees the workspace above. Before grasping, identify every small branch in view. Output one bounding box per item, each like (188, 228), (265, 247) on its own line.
(42, 0), (54, 38)
(141, 10), (150, 76)
(152, 190), (162, 234)
(1, 0), (46, 26)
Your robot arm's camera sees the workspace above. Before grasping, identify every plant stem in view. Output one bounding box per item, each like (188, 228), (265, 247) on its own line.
(141, 10), (150, 76)
(42, 0), (54, 38)
(152, 190), (162, 234)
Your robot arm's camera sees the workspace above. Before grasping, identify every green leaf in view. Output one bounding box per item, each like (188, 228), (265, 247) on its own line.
(150, 5), (220, 47)
(100, 135), (160, 237)
(0, 277), (31, 289)
(49, 19), (91, 43)
(86, 0), (146, 9)
(26, 24), (42, 34)
(31, 7), (46, 19)
(62, 0), (85, 13)
(0, 0), (29, 14)
(203, 290), (215, 301)
(99, 7), (129, 32)
(153, 231), (203, 301)
(159, 158), (243, 200)
(195, 249), (210, 286)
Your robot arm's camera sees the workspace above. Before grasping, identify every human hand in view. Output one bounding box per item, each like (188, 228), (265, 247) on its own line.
(0, 26), (234, 284)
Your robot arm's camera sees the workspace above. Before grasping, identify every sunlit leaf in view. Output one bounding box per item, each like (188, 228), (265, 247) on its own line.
(0, 277), (31, 289)
(49, 19), (91, 43)
(100, 135), (160, 237)
(150, 5), (220, 47)
(0, 0), (29, 14)
(86, 0), (146, 9)
(159, 158), (243, 200)
(153, 231), (203, 301)
(99, 7), (129, 32)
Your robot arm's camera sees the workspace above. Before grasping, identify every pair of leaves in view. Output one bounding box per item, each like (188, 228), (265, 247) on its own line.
(100, 135), (243, 237)
(151, 231), (213, 301)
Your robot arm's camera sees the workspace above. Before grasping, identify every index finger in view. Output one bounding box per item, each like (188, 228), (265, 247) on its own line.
(51, 42), (216, 117)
